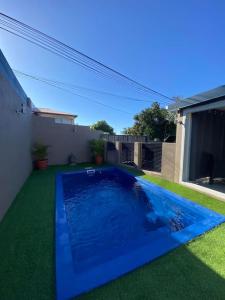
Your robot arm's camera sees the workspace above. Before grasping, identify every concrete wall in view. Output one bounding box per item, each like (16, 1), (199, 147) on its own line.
(161, 143), (176, 181)
(0, 51), (32, 221)
(105, 140), (176, 182)
(32, 116), (102, 165)
(174, 111), (184, 183)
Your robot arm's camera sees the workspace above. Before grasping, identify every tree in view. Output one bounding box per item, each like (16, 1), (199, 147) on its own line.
(91, 120), (115, 134)
(122, 102), (176, 141)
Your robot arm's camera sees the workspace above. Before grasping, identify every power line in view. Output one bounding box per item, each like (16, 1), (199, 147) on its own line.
(0, 17), (164, 99)
(13, 69), (159, 104)
(0, 21), (162, 99)
(14, 69), (133, 114)
(0, 12), (174, 102)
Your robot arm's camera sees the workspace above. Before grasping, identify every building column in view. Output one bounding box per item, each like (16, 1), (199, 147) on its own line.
(134, 142), (142, 168)
(115, 141), (122, 164)
(174, 111), (192, 183)
(174, 112), (183, 182)
(103, 141), (107, 162)
(182, 112), (192, 182)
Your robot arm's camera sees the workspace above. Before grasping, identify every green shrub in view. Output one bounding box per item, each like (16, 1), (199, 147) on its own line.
(32, 143), (49, 160)
(89, 139), (105, 156)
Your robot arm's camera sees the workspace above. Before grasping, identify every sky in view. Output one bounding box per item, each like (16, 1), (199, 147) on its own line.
(1, 0), (225, 133)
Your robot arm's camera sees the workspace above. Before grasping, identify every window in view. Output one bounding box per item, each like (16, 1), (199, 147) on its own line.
(54, 117), (73, 125)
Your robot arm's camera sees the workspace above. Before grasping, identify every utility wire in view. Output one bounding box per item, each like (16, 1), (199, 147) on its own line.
(14, 69), (162, 104)
(0, 12), (176, 102)
(0, 21), (159, 98)
(0, 18), (165, 99)
(14, 69), (133, 114)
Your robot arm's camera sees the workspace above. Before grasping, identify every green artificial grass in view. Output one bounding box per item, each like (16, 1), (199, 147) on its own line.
(0, 164), (225, 300)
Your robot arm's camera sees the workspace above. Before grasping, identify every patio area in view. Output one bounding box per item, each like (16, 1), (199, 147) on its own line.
(0, 164), (225, 300)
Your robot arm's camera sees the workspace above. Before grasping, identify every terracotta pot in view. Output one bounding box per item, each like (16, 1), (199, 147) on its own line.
(36, 159), (48, 170)
(95, 155), (103, 165)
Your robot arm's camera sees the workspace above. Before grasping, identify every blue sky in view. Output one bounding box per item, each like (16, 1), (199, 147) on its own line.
(1, 0), (225, 133)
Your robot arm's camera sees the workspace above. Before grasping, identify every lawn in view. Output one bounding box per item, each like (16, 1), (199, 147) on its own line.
(0, 164), (225, 300)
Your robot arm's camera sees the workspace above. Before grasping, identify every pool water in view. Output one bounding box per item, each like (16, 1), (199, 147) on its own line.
(63, 169), (200, 272)
(56, 167), (225, 300)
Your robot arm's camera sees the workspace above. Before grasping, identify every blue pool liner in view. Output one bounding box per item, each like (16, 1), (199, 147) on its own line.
(55, 167), (225, 300)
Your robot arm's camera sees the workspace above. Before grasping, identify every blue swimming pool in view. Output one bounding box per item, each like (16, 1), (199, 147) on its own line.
(56, 167), (225, 300)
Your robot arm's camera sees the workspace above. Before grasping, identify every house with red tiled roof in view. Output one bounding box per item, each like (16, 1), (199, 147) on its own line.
(33, 107), (77, 125)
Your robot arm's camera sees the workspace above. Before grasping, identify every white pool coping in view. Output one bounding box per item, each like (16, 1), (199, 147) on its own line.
(181, 181), (225, 202)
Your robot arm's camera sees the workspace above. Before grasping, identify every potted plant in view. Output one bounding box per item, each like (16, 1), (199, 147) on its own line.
(90, 139), (105, 165)
(32, 143), (49, 170)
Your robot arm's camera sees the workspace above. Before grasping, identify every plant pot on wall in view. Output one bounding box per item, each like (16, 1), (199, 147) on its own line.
(90, 139), (105, 165)
(36, 159), (48, 170)
(32, 143), (49, 170)
(95, 155), (103, 165)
